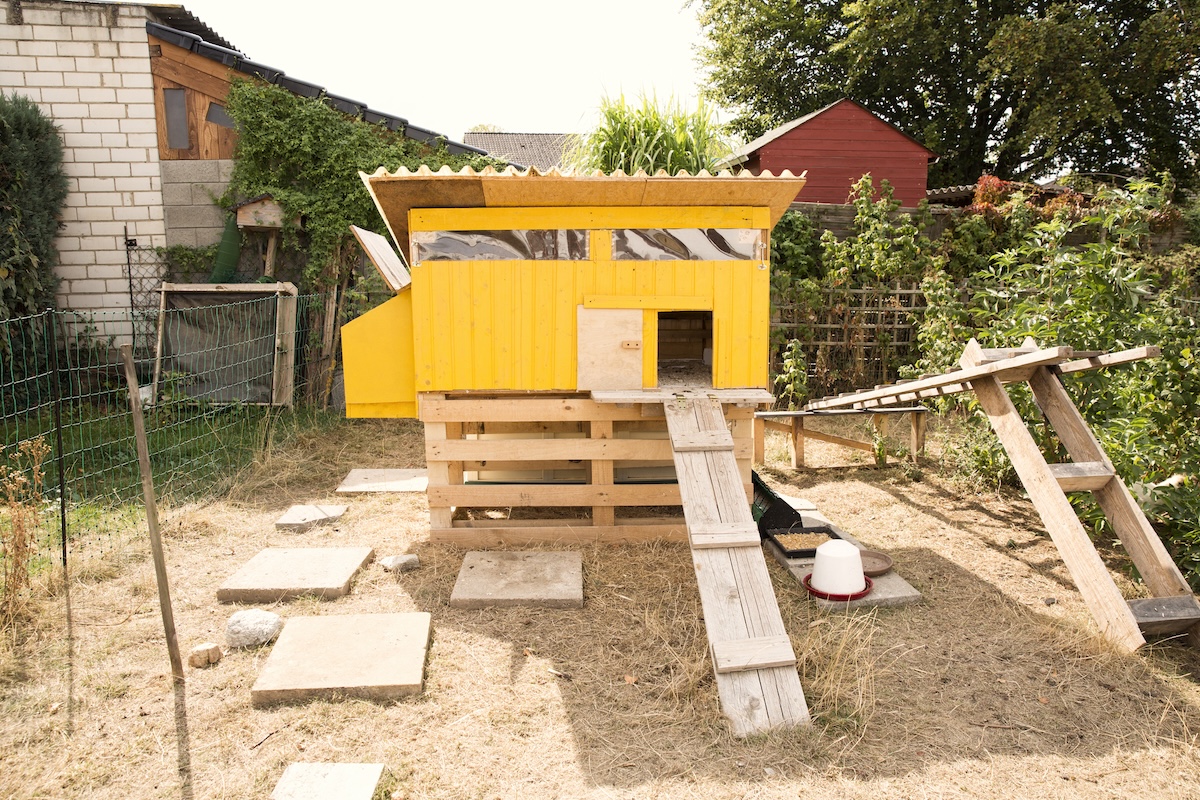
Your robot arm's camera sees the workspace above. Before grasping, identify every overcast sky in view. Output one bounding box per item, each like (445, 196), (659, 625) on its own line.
(177, 0), (711, 142)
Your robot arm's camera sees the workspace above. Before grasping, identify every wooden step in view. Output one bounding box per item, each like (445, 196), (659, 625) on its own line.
(688, 522), (761, 549)
(1047, 461), (1114, 492)
(1128, 595), (1200, 636)
(711, 634), (797, 673)
(671, 429), (735, 452)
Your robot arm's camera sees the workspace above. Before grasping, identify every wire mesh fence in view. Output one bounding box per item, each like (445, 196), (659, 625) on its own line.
(0, 294), (328, 617)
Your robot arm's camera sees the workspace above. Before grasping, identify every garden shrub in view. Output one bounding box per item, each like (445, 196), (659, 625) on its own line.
(0, 92), (67, 318)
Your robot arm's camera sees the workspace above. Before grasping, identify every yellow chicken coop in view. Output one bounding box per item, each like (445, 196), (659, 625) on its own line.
(342, 165), (805, 545)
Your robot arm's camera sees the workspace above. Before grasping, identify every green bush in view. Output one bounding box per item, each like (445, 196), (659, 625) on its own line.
(0, 92), (67, 318)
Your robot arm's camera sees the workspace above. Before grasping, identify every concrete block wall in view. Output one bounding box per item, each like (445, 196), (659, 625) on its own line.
(0, 1), (164, 313)
(161, 159), (233, 248)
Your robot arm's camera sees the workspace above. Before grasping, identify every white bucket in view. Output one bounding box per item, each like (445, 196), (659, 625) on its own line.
(810, 539), (866, 595)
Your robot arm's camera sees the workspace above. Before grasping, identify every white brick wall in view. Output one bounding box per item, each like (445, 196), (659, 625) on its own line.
(1, 1), (165, 313)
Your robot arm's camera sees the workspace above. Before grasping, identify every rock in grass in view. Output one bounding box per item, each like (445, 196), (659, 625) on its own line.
(380, 554), (420, 574)
(188, 642), (222, 668)
(226, 609), (283, 649)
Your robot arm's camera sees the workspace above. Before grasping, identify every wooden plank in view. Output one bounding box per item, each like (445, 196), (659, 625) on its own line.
(671, 429), (735, 452)
(1028, 366), (1192, 599)
(753, 417), (765, 464)
(711, 635), (797, 673)
(149, 52), (230, 102)
(423, 397), (454, 529)
(427, 483), (682, 507)
(583, 294), (712, 310)
(1047, 461), (1114, 492)
(431, 523), (688, 546)
(804, 343), (1074, 410)
(1128, 596), (1200, 636)
(1058, 345), (1160, 375)
(591, 420), (615, 527)
(430, 437), (681, 461)
(350, 225), (410, 292)
(960, 345), (1145, 652)
(423, 397), (653, 423)
(594, 388), (774, 405)
(795, 427), (874, 453)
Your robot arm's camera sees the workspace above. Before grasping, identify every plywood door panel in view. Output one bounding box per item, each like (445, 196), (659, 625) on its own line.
(577, 307), (643, 391)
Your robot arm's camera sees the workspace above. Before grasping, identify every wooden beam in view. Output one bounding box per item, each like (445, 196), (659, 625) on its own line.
(427, 483), (682, 507)
(1127, 596), (1200, 636)
(1057, 345), (1160, 375)
(805, 343), (1074, 410)
(688, 522), (761, 549)
(671, 430), (735, 452)
(431, 523), (688, 546)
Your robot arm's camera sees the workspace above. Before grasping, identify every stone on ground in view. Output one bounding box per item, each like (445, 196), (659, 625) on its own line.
(188, 642), (222, 668)
(449, 551), (583, 609)
(217, 547), (374, 604)
(270, 762), (384, 800)
(336, 468), (427, 493)
(379, 554), (419, 573)
(275, 504), (347, 532)
(226, 609), (284, 649)
(251, 612), (431, 707)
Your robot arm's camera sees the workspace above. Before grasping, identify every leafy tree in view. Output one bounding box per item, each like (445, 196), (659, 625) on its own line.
(694, 0), (1200, 188)
(0, 92), (67, 318)
(567, 93), (730, 174)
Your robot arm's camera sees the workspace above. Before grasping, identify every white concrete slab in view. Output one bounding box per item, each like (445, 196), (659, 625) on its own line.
(450, 551), (584, 609)
(217, 547), (374, 604)
(778, 492), (818, 512)
(767, 521), (922, 610)
(336, 468), (428, 494)
(252, 612), (431, 706)
(271, 762), (384, 800)
(275, 504), (347, 532)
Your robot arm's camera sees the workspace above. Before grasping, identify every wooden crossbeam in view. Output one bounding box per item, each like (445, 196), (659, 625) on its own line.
(1057, 345), (1160, 375)
(671, 430), (736, 452)
(711, 635), (797, 673)
(1048, 461), (1114, 492)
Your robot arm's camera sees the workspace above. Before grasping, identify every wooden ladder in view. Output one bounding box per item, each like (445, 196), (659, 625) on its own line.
(961, 339), (1200, 651)
(663, 396), (810, 736)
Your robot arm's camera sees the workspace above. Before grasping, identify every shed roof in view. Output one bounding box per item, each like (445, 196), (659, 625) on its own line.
(362, 165), (807, 257)
(720, 98), (938, 168)
(144, 18), (485, 157)
(461, 133), (576, 171)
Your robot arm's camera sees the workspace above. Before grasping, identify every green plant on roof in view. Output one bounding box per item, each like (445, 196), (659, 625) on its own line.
(566, 93), (732, 175)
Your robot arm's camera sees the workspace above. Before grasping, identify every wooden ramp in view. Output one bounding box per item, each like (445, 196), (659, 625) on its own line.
(804, 338), (1200, 652)
(662, 397), (810, 736)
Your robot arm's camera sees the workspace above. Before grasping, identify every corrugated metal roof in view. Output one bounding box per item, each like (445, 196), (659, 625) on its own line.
(361, 165), (808, 257)
(461, 133), (577, 171)
(144, 18), (485, 157)
(720, 98), (938, 168)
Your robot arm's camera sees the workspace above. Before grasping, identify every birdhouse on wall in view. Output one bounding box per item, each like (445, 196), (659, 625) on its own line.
(342, 166), (806, 418)
(233, 194), (300, 279)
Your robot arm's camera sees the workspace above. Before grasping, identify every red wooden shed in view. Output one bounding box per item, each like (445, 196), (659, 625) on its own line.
(721, 99), (938, 207)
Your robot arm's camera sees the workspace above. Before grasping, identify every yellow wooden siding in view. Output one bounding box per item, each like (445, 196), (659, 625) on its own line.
(342, 293), (418, 418)
(410, 260), (768, 391)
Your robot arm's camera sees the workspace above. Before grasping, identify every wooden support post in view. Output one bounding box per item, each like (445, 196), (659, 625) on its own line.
(423, 394), (454, 529)
(591, 419), (615, 527)
(961, 344), (1144, 652)
(271, 288), (297, 407)
(789, 417), (804, 469)
(119, 345), (184, 684)
(910, 411), (926, 461)
(752, 417), (765, 465)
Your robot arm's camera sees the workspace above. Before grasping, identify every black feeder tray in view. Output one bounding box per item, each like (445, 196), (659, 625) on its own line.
(751, 471), (842, 558)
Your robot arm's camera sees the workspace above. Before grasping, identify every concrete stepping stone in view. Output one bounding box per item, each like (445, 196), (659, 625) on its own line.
(217, 547), (374, 604)
(766, 512), (921, 610)
(336, 468), (427, 494)
(449, 551), (584, 609)
(252, 612), (431, 707)
(275, 504), (347, 532)
(271, 762), (384, 800)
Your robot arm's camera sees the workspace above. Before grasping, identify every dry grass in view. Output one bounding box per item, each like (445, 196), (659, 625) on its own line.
(3, 418), (1200, 798)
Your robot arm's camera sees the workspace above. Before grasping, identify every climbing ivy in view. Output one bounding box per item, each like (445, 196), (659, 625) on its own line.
(222, 80), (501, 291)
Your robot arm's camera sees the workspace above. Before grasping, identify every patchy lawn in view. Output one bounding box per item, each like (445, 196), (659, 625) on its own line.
(3, 418), (1200, 799)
